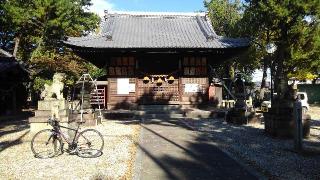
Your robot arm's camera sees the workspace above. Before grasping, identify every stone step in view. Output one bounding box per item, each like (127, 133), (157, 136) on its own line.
(102, 108), (225, 120)
(103, 110), (135, 120)
(141, 113), (185, 119)
(35, 109), (70, 117)
(184, 110), (213, 119)
(135, 110), (184, 115)
(138, 105), (182, 111)
(29, 115), (69, 123)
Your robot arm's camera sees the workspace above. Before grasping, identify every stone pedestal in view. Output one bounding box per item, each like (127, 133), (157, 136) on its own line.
(226, 107), (256, 124)
(69, 112), (101, 126)
(264, 107), (310, 138)
(29, 99), (70, 132)
(226, 94), (256, 124)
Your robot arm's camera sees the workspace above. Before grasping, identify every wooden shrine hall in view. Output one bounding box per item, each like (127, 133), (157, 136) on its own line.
(65, 11), (249, 109)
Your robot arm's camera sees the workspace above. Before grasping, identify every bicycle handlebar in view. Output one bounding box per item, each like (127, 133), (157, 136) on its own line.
(48, 117), (60, 127)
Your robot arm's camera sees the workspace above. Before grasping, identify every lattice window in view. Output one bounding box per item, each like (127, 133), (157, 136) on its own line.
(108, 57), (135, 77)
(182, 57), (207, 76)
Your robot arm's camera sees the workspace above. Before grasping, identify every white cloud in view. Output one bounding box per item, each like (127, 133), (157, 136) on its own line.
(88, 0), (115, 17)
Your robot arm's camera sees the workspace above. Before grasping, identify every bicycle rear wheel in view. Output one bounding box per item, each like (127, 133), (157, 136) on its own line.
(31, 129), (62, 158)
(76, 129), (104, 158)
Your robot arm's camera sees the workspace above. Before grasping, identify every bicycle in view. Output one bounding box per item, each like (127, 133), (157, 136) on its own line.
(31, 117), (104, 158)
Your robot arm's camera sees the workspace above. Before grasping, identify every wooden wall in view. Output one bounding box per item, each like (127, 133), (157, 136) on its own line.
(105, 55), (214, 109)
(179, 77), (209, 105)
(107, 78), (137, 109)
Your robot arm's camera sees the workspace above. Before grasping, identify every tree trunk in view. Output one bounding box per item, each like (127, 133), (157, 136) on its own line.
(13, 36), (20, 58)
(224, 62), (235, 100)
(259, 57), (268, 100)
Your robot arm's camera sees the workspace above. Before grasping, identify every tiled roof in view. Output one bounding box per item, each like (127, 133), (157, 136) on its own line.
(65, 11), (249, 49)
(0, 57), (28, 74)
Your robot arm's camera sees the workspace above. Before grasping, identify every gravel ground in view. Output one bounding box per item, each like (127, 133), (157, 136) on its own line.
(0, 120), (140, 180)
(182, 105), (320, 180)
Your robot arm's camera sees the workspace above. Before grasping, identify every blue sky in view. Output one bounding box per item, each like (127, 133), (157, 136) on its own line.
(89, 0), (206, 16)
(110, 0), (205, 12)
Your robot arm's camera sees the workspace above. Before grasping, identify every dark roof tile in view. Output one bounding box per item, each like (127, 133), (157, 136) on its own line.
(65, 12), (249, 49)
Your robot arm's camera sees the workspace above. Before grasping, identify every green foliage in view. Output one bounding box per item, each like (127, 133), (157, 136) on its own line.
(288, 71), (318, 81)
(242, 0), (320, 102)
(1, 0), (101, 91)
(84, 63), (107, 80)
(3, 0), (99, 50)
(205, 0), (243, 37)
(205, 0), (258, 80)
(243, 0), (320, 76)
(33, 76), (52, 91)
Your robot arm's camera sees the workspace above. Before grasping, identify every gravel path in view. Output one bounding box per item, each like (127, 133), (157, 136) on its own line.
(0, 120), (140, 180)
(182, 106), (320, 180)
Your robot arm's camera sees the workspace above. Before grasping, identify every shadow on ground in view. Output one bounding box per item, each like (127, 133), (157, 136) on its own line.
(108, 103), (320, 179)
(0, 115), (31, 153)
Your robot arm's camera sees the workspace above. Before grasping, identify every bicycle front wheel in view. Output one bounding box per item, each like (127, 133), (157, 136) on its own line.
(76, 129), (104, 158)
(31, 129), (62, 158)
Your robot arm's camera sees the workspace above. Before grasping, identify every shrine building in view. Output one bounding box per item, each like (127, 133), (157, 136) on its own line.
(65, 11), (249, 109)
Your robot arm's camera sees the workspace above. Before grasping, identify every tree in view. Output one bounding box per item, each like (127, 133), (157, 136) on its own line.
(243, 0), (320, 106)
(205, 0), (259, 97)
(1, 0), (100, 94)
(240, 3), (276, 101)
(205, 0), (242, 37)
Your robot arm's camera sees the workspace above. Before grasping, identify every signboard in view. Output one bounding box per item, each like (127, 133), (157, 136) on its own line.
(129, 83), (135, 92)
(185, 84), (201, 93)
(117, 78), (130, 94)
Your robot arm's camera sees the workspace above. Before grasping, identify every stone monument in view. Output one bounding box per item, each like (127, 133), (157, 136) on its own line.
(29, 73), (70, 131)
(264, 82), (310, 137)
(226, 75), (255, 124)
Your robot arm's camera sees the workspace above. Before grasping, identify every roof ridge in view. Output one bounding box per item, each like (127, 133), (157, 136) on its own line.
(0, 48), (13, 57)
(106, 11), (206, 17)
(196, 16), (218, 41)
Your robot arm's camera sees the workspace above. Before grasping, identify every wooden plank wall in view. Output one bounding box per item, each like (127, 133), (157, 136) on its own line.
(107, 78), (136, 108)
(180, 77), (209, 104)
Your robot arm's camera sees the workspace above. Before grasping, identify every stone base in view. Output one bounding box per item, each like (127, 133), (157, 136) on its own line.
(30, 122), (69, 132)
(29, 99), (70, 132)
(69, 112), (101, 126)
(226, 108), (256, 125)
(37, 99), (68, 110)
(264, 108), (310, 138)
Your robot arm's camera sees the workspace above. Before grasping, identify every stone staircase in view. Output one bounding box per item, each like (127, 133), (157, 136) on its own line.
(137, 105), (185, 119)
(31, 109), (69, 122)
(103, 105), (225, 120)
(29, 100), (70, 124)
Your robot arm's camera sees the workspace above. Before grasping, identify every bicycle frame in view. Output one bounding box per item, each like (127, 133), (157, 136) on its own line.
(53, 122), (81, 146)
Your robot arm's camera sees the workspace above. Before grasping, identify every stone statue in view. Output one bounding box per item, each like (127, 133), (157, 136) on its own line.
(233, 75), (246, 109)
(41, 73), (66, 100)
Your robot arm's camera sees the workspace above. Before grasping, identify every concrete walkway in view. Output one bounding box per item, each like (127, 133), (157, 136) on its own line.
(134, 118), (258, 180)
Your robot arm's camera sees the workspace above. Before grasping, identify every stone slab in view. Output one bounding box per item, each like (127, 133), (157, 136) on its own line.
(69, 113), (101, 126)
(29, 116), (69, 123)
(35, 109), (69, 117)
(38, 99), (69, 111)
(30, 122), (68, 132)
